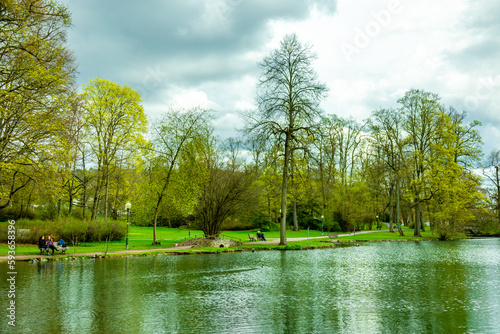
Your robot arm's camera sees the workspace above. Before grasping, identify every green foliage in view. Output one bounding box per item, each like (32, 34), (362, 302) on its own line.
(0, 217), (125, 244)
(322, 221), (342, 232)
(0, 0), (77, 210)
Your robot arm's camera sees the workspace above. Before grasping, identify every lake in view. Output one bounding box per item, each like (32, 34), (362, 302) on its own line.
(1, 239), (499, 333)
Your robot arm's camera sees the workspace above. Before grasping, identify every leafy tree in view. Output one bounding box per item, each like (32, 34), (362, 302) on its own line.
(145, 107), (211, 243)
(399, 89), (441, 237)
(428, 112), (484, 239)
(0, 0), (76, 211)
(82, 78), (147, 222)
(370, 108), (407, 235)
(245, 33), (327, 245)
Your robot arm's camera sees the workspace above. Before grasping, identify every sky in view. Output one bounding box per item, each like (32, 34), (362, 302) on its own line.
(61, 0), (500, 156)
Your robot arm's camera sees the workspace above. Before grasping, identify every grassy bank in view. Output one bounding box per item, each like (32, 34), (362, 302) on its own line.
(334, 230), (467, 241)
(0, 223), (469, 258)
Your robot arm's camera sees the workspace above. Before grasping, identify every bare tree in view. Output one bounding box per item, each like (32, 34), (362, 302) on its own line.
(195, 152), (257, 237)
(483, 150), (500, 228)
(245, 33), (327, 245)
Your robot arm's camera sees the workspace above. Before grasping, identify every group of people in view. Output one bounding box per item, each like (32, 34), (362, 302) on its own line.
(38, 236), (65, 255)
(256, 231), (266, 241)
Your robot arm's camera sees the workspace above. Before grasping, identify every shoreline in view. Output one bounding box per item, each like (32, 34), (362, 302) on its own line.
(0, 236), (475, 263)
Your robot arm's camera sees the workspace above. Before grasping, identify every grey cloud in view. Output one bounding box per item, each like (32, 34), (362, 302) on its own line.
(63, 0), (338, 109)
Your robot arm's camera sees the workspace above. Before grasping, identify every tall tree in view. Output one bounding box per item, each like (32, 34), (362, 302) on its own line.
(147, 107), (211, 244)
(0, 0), (76, 210)
(370, 108), (406, 236)
(399, 89), (441, 237)
(245, 33), (327, 245)
(428, 112), (484, 239)
(483, 150), (500, 228)
(82, 78), (147, 222)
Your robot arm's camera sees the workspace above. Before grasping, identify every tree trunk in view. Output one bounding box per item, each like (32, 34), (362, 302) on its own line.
(91, 178), (101, 221)
(152, 193), (164, 244)
(496, 166), (500, 228)
(292, 196), (298, 233)
(82, 152), (87, 219)
(68, 159), (77, 215)
(104, 172), (109, 223)
(280, 132), (291, 246)
(414, 198), (422, 237)
(389, 184), (394, 233)
(58, 198), (62, 217)
(291, 151), (298, 231)
(153, 206), (159, 244)
(396, 177), (404, 236)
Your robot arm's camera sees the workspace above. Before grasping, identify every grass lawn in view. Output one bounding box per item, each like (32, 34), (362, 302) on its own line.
(0, 223), (467, 257)
(127, 225), (330, 242)
(0, 225), (331, 256)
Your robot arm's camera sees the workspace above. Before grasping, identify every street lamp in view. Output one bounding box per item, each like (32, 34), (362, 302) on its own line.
(125, 202), (131, 249)
(321, 215), (324, 235)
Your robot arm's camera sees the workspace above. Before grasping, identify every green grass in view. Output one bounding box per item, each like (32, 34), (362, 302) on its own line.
(128, 226), (330, 242)
(0, 223), (468, 257)
(0, 226), (330, 256)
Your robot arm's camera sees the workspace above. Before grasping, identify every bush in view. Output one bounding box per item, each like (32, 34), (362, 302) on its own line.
(0, 217), (126, 244)
(323, 221), (342, 232)
(220, 218), (258, 231)
(333, 211), (353, 232)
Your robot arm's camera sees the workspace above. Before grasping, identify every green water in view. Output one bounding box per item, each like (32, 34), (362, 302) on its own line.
(1, 239), (499, 333)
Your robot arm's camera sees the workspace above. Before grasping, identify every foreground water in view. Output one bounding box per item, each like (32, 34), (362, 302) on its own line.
(1, 239), (499, 333)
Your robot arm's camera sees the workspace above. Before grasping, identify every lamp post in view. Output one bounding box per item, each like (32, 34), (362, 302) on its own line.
(321, 215), (324, 236)
(125, 202), (131, 249)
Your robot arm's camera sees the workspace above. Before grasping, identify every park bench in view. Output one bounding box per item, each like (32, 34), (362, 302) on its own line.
(39, 246), (69, 255)
(329, 233), (339, 238)
(248, 234), (256, 241)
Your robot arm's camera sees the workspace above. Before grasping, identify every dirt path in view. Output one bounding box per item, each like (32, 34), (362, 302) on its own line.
(0, 245), (193, 262)
(244, 229), (391, 245)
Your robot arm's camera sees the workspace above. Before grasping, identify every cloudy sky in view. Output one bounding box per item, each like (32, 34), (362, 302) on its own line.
(61, 0), (500, 155)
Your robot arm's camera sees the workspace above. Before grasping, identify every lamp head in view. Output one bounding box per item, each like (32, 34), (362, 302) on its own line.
(125, 202), (132, 210)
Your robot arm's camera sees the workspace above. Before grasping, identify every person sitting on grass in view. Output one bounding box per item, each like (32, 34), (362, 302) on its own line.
(46, 236), (57, 256)
(257, 231), (266, 241)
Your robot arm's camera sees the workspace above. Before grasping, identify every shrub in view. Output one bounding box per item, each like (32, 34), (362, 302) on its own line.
(323, 221), (342, 232)
(0, 217), (126, 244)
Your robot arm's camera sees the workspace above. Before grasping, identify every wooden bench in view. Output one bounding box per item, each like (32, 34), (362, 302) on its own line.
(329, 233), (339, 238)
(39, 246), (69, 255)
(248, 234), (256, 241)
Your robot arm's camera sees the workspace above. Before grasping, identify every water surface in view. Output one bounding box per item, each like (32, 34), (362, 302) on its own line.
(1, 239), (499, 333)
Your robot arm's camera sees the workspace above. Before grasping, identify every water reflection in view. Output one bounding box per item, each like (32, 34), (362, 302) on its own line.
(1, 239), (499, 333)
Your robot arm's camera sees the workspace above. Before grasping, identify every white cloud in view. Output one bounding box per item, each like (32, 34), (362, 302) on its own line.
(64, 0), (500, 154)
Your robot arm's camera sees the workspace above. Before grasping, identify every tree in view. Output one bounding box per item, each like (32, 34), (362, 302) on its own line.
(482, 149), (500, 228)
(370, 109), (406, 236)
(0, 0), (76, 211)
(245, 33), (327, 245)
(82, 78), (147, 222)
(195, 151), (257, 237)
(428, 112), (484, 239)
(399, 89), (441, 237)
(147, 107), (211, 244)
